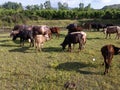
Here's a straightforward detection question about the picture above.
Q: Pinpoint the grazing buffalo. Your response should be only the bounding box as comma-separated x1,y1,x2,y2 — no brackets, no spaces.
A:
66,23,83,33
50,27,60,38
12,29,34,47
34,35,49,52
32,25,52,39
91,23,106,31
60,32,84,52
103,26,120,39
12,25,33,31
101,44,120,75
82,22,91,31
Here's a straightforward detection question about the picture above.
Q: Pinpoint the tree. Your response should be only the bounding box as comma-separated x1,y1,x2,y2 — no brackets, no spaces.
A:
84,3,91,11
58,2,68,10
2,1,23,10
79,3,84,10
44,0,52,9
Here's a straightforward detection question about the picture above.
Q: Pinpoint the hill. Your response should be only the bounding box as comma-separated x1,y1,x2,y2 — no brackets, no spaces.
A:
102,4,120,9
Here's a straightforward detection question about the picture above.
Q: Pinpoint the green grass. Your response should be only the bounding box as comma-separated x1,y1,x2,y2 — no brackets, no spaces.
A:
0,31,120,90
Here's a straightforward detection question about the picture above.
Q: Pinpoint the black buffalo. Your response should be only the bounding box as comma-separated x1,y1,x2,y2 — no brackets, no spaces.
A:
61,32,84,52
12,29,34,47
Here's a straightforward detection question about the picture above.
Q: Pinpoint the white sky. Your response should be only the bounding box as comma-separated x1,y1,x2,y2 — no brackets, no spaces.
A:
0,0,120,9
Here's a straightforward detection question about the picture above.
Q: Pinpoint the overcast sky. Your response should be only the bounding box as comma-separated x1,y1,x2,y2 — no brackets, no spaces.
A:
0,0,120,9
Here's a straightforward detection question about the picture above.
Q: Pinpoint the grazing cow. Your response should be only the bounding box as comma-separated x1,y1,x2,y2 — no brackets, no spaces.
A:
66,23,83,33
12,29,34,47
101,44,120,75
91,23,106,31
34,35,49,51
12,25,33,31
103,26,120,39
32,25,52,39
70,31,87,45
50,27,60,38
10,25,33,37
60,33,84,52
82,22,91,31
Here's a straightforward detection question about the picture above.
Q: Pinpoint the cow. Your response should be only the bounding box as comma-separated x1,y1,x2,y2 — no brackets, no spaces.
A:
32,25,52,39
60,32,84,52
12,29,34,47
91,23,106,31
101,44,120,75
66,23,83,33
50,27,60,38
103,26,120,39
82,22,91,31
34,34,49,52
12,25,33,31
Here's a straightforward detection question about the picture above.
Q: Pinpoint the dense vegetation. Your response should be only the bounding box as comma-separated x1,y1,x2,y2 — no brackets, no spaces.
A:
0,1,120,27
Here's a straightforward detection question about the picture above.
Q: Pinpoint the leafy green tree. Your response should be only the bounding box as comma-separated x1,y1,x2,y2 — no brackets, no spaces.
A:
2,1,23,10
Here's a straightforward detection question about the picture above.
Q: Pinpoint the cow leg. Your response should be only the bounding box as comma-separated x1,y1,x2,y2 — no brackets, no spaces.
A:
104,55,113,75
68,44,72,52
109,34,111,39
104,58,109,75
105,34,108,39
35,43,38,52
20,38,24,46
30,38,34,47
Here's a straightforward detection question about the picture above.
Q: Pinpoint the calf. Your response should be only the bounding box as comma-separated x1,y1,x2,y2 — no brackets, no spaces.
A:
101,44,120,75
34,35,49,51
61,33,84,52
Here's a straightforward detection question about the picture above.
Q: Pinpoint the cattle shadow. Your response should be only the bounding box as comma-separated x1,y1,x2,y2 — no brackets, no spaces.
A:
55,62,101,75
9,46,31,53
87,37,103,40
42,46,63,52
0,44,19,47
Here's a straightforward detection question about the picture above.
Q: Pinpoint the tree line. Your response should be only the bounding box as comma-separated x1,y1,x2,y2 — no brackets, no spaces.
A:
0,1,120,26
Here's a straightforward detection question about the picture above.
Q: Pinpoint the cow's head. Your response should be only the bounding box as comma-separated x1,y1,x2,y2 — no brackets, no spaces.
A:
10,31,19,41
60,43,67,50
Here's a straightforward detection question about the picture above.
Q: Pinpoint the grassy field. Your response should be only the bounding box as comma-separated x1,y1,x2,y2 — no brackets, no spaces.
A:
0,29,120,90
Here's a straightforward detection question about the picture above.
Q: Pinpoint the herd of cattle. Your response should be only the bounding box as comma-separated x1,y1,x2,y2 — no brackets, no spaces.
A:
9,23,120,75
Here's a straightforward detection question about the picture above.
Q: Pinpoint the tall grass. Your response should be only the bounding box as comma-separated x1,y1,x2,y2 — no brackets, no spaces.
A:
0,31,120,90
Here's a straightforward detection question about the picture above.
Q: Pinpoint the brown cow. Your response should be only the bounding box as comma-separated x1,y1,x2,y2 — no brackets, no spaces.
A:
50,27,60,38
101,44,120,75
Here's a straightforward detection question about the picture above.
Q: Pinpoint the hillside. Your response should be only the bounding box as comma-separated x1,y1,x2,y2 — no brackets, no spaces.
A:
102,4,120,9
